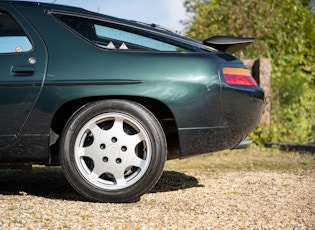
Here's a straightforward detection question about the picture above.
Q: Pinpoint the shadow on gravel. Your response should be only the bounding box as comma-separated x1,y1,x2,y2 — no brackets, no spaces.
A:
151,171,203,193
0,168,202,201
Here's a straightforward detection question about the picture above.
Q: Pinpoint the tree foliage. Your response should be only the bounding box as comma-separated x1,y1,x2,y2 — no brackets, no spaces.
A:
184,0,315,144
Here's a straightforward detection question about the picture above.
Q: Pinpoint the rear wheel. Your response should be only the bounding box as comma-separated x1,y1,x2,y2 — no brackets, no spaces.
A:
60,100,167,202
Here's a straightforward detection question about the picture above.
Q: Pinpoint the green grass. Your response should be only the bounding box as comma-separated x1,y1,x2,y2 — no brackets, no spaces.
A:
165,146,315,172
8,205,19,211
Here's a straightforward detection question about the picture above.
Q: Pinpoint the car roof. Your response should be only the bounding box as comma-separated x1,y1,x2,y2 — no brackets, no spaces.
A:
6,1,202,45
7,1,89,13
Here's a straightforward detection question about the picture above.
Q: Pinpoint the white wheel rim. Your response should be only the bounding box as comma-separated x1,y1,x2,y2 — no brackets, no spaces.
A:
74,112,152,190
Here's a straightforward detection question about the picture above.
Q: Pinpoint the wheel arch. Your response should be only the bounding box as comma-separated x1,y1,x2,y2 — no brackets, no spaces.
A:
49,96,180,165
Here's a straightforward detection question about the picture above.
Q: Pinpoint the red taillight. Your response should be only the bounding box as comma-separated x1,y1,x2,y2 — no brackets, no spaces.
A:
223,67,258,86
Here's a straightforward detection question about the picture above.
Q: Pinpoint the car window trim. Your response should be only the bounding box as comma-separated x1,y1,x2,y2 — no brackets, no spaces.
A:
47,9,210,53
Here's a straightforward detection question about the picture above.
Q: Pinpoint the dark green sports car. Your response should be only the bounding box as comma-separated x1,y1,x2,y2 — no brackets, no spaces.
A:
0,1,264,202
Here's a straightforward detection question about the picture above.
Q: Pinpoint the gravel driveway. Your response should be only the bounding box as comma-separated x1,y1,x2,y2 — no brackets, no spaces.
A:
0,166,314,229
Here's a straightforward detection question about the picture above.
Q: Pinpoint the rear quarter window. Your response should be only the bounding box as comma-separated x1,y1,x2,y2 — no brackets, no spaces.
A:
52,13,188,52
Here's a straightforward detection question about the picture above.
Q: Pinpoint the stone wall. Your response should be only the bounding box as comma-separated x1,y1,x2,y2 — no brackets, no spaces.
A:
243,58,271,126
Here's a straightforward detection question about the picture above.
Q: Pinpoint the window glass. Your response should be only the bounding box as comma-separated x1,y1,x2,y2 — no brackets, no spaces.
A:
53,14,188,52
0,11,32,53
94,25,180,51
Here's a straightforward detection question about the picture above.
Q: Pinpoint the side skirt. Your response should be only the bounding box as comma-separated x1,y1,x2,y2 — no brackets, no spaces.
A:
0,135,50,165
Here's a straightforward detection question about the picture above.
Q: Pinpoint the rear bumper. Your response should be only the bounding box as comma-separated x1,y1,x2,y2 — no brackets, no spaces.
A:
178,127,251,157
177,86,264,157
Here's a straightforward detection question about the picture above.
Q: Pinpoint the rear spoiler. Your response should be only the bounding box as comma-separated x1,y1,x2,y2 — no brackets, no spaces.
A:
203,36,255,54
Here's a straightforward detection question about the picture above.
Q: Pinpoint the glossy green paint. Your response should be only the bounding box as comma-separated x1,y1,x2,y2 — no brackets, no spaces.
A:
14,3,227,130
0,4,48,146
0,1,264,163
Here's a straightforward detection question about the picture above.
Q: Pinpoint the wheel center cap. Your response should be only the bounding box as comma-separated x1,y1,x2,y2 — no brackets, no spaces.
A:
108,144,120,157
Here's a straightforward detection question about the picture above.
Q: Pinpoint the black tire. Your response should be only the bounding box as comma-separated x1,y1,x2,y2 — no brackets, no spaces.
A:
60,99,167,202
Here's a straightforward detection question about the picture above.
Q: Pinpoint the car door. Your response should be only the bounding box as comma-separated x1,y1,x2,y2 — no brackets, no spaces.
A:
0,5,47,147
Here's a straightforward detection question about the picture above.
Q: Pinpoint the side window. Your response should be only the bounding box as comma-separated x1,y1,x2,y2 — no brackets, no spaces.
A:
94,25,180,51
53,14,188,52
0,11,32,54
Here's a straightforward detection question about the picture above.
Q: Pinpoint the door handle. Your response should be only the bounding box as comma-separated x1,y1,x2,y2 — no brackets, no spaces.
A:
11,65,35,76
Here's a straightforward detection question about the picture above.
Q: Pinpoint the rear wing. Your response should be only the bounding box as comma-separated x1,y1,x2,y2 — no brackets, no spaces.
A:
203,36,254,54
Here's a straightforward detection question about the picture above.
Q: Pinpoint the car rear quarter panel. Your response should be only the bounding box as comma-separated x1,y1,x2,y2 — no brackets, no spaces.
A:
15,4,226,133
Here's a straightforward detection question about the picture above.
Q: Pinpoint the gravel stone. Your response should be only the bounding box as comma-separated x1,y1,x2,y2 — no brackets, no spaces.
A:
0,168,314,229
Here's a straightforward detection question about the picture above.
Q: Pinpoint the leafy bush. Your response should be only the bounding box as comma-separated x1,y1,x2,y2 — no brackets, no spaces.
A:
184,0,315,144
